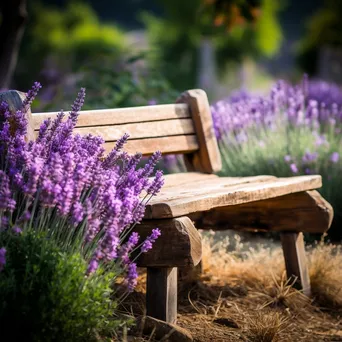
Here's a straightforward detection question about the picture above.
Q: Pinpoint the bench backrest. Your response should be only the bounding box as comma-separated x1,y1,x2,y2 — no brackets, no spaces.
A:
1,89,222,173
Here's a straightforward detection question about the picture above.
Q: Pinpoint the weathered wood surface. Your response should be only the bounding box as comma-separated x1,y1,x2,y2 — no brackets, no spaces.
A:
177,89,221,174
145,175,322,219
32,103,190,129
192,190,333,233
104,135,199,156
0,90,35,141
161,172,219,188
72,118,195,141
280,232,311,296
135,217,202,268
146,267,178,323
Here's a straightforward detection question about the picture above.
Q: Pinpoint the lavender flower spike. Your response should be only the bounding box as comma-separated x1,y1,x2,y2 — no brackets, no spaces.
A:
141,228,161,253
126,262,138,292
0,247,6,272
69,88,86,124
22,82,42,109
147,170,164,196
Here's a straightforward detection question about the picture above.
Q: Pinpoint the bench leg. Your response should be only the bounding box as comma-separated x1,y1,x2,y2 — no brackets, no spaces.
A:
280,232,311,296
146,267,177,323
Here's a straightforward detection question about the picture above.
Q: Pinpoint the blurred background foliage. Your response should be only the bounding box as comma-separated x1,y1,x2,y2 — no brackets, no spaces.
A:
297,0,342,82
142,0,283,91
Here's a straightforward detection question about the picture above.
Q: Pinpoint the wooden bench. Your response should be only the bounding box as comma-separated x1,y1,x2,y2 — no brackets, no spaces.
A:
2,89,334,325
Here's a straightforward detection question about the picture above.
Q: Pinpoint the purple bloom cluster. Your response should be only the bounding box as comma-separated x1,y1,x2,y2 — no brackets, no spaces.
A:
0,83,164,292
211,77,342,141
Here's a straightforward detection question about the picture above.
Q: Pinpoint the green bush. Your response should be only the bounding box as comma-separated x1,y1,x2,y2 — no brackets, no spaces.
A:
0,230,122,342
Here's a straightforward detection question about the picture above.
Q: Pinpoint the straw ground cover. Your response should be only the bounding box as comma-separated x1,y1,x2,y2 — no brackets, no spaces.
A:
120,231,342,342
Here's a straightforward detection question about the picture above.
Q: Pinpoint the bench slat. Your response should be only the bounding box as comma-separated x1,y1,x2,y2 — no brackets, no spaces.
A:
72,118,195,141
103,135,199,155
157,175,276,197
32,103,190,129
145,175,322,218
162,172,219,188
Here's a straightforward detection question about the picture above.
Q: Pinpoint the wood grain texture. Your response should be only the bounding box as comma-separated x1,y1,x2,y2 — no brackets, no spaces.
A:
73,118,195,141
0,90,35,141
146,267,178,323
103,135,199,156
177,89,222,174
135,217,202,268
192,190,333,233
32,103,190,129
280,232,311,296
162,172,219,188
145,175,322,219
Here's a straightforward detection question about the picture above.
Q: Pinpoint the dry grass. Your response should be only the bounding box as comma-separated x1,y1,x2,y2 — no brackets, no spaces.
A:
120,231,342,342
241,310,288,342
308,240,342,310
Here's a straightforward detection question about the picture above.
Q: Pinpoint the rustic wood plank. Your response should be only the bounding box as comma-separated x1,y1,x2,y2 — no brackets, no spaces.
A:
146,267,178,323
177,89,221,173
135,217,202,268
0,90,35,141
72,118,195,141
103,135,199,156
280,232,311,296
156,175,276,199
194,190,333,233
32,103,190,129
145,175,322,219
162,172,218,188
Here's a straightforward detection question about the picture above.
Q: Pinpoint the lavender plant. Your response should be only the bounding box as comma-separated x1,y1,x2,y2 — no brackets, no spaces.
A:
0,83,164,340
210,77,342,240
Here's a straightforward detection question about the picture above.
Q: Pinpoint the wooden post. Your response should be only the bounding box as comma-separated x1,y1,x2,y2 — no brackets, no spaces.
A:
176,89,222,174
280,232,311,297
146,267,178,324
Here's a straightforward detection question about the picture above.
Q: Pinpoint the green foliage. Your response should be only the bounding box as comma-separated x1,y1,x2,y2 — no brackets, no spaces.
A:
0,230,122,341
80,52,179,109
142,0,283,90
297,0,342,74
15,2,127,92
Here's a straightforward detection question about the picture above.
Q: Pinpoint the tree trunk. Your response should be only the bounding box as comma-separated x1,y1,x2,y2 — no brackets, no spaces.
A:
0,0,27,89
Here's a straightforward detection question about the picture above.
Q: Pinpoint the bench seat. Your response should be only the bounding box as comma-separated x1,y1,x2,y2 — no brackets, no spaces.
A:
145,173,323,219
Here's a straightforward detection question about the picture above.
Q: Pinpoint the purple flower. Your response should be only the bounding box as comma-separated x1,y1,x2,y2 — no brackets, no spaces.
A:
86,259,98,275
0,171,16,211
12,226,22,234
302,151,318,163
22,82,42,110
0,83,164,292
330,152,339,163
284,155,291,163
0,247,6,272
126,262,138,292
141,228,161,253
147,170,164,196
290,163,298,174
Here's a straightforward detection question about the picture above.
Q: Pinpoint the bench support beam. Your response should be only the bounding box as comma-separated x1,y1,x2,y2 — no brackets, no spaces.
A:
146,267,178,324
280,232,311,296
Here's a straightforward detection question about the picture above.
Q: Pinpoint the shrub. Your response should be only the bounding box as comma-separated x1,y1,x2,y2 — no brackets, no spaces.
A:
0,230,120,341
0,83,163,339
